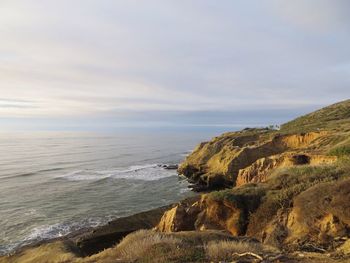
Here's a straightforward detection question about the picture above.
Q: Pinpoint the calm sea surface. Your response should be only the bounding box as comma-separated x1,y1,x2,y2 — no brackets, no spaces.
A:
0,130,226,255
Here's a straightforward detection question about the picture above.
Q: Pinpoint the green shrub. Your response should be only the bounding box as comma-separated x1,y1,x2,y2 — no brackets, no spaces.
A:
268,164,341,191
328,145,350,157
209,185,265,235
248,161,350,236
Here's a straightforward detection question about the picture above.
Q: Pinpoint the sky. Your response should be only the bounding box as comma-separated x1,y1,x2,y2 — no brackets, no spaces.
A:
1,0,349,131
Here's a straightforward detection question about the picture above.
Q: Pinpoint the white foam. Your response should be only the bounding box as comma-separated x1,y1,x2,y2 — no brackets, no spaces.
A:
23,208,43,217
179,187,191,194
0,218,107,255
24,218,105,242
57,164,176,181
180,150,193,157
56,170,111,181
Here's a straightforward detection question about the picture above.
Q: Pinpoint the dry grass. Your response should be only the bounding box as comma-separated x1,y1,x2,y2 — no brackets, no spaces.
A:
113,230,181,262
0,242,76,263
82,230,184,263
0,231,183,263
280,99,350,133
205,240,276,262
2,231,238,263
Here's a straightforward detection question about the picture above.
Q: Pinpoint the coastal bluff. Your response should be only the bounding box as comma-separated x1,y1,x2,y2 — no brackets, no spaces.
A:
2,99,350,262
178,99,350,191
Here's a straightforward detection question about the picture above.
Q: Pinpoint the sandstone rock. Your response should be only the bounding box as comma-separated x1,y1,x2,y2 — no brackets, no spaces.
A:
286,178,350,245
337,239,350,254
68,205,171,256
155,196,201,232
156,189,262,236
156,195,238,234
178,129,329,189
195,196,246,235
273,132,328,149
236,153,337,186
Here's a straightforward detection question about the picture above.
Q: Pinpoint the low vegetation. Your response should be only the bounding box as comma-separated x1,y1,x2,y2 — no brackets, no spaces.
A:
209,183,265,210
248,159,350,236
1,230,285,263
205,240,273,261
329,145,350,157
280,99,350,133
113,230,182,262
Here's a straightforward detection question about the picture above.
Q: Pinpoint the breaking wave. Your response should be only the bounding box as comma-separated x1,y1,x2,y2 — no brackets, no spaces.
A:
0,217,108,255
56,164,177,181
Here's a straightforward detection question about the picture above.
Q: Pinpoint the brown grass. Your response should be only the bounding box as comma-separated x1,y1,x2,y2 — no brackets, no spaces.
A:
280,99,350,133
113,230,181,262
0,242,76,263
205,240,261,261
205,240,278,262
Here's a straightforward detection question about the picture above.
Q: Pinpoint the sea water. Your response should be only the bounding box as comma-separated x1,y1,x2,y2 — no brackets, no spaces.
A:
0,130,225,255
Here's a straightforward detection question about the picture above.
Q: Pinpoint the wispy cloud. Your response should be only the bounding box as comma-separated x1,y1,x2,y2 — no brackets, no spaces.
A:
0,1,349,129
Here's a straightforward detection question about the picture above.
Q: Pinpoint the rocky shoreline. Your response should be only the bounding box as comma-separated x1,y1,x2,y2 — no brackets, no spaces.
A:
4,205,174,258
2,99,350,263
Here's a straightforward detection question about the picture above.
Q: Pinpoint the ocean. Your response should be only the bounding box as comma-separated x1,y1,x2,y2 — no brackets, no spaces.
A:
0,130,224,255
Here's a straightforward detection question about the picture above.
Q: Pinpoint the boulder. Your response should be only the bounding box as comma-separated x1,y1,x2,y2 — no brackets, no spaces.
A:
68,205,171,256
156,188,263,236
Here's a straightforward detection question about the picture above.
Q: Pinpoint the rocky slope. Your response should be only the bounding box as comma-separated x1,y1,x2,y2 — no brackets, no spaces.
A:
1,99,350,263
155,99,350,259
178,99,350,190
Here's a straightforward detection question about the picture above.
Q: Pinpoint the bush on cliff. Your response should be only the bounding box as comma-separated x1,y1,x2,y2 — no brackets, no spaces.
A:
248,159,350,240
208,184,265,235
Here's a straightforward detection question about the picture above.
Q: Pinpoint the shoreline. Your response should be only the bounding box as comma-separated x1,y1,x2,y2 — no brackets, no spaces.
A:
3,204,176,257
2,100,350,262
0,164,188,257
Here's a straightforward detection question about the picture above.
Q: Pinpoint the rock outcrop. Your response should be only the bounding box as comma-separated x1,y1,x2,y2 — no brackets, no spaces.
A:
2,99,350,263
178,99,350,190
156,186,263,236
67,205,171,256
286,178,350,245
172,100,350,251
236,153,337,186
156,196,201,232
178,130,331,189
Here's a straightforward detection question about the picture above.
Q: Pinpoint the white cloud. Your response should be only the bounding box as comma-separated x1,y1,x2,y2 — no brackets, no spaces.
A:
0,0,349,124
268,0,350,33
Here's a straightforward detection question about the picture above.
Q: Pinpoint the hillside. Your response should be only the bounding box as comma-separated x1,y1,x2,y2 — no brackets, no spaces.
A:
281,99,350,133
178,99,350,190
1,100,350,263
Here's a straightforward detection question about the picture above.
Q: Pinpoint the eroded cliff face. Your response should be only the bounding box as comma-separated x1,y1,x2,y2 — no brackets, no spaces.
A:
178,129,332,189
2,100,349,263
236,153,337,186
286,178,350,245
158,164,350,250
155,192,260,236
171,100,350,251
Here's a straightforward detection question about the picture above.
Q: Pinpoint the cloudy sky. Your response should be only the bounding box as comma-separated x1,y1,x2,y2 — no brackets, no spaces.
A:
1,0,349,131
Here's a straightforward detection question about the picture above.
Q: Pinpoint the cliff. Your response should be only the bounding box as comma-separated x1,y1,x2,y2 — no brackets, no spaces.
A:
178,99,350,190
2,100,350,263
